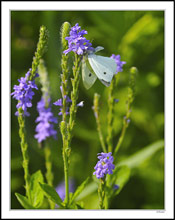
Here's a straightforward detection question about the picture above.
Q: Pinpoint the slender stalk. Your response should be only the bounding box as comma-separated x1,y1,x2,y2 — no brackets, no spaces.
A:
29,26,49,81
44,145,55,209
114,67,137,159
60,120,69,207
106,74,120,153
63,149,69,206
114,113,130,157
59,22,72,208
60,22,70,122
18,110,30,200
62,54,81,206
98,178,106,209
16,26,48,201
61,53,69,122
67,54,81,143
93,93,107,153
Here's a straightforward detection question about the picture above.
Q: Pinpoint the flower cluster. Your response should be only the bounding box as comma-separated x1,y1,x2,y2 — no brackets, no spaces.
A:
55,179,75,202
93,152,115,179
63,23,94,55
111,54,126,74
11,69,38,116
34,98,57,143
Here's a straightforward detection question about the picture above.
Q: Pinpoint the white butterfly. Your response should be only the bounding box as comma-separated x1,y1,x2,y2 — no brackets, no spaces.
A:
82,46,117,89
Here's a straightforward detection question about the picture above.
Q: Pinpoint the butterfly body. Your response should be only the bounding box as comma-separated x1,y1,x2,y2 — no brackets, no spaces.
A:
82,47,117,89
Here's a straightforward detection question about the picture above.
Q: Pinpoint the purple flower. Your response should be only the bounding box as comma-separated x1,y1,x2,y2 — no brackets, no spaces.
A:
93,152,115,179
110,54,126,74
53,98,62,107
114,99,119,103
53,95,72,116
63,23,94,55
123,116,131,124
114,184,119,190
54,87,84,116
34,98,57,143
55,179,75,202
127,119,131,124
11,69,38,116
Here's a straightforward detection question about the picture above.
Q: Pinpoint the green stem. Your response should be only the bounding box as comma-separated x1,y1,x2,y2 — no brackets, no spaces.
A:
60,121,69,207
61,53,69,122
65,54,81,206
114,119,128,157
60,120,69,207
67,54,81,142
29,26,49,81
114,67,137,159
18,111,30,200
98,178,106,209
107,74,120,153
106,79,115,152
60,22,70,122
63,149,69,206
114,100,131,158
44,145,55,209
59,22,72,208
93,93,107,153
60,54,81,207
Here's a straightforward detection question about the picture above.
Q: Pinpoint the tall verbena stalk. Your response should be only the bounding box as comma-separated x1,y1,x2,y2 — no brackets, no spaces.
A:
59,22,71,207
17,26,48,200
114,67,137,158
17,108,31,200
59,22,82,207
106,74,120,152
93,93,107,153
93,67,137,209
38,59,55,209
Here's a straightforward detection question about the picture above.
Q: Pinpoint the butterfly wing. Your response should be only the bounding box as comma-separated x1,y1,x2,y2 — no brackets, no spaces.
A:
94,46,104,53
88,54,117,87
82,59,97,89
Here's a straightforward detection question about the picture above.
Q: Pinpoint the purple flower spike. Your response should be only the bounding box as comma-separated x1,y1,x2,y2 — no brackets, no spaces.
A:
11,69,38,116
63,23,94,55
110,54,126,74
34,98,57,143
93,152,115,179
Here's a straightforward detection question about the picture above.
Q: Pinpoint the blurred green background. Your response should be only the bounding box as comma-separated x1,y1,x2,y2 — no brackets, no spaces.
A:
11,11,164,209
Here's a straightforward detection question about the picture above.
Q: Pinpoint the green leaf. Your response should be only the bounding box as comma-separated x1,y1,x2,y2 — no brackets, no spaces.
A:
75,182,98,201
29,170,44,208
71,177,90,202
15,193,35,209
111,165,131,196
117,140,164,169
68,201,84,209
39,183,63,207
75,202,84,209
